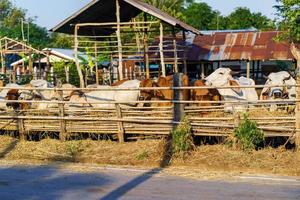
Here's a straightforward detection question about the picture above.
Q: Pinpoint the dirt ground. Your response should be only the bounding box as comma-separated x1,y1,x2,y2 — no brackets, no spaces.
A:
0,136,299,178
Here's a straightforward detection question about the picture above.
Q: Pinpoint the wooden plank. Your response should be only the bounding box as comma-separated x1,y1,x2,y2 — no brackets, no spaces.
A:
115,104,125,142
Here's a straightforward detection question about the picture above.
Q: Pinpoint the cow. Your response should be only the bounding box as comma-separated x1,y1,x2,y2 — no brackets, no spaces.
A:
204,68,258,112
260,71,296,100
260,71,296,111
139,75,190,107
18,81,61,110
68,80,141,110
191,80,221,107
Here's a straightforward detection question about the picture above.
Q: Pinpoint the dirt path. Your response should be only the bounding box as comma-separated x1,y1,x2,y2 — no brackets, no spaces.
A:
0,162,299,200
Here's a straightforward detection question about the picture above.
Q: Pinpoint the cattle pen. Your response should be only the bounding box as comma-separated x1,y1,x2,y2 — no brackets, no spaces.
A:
0,74,299,149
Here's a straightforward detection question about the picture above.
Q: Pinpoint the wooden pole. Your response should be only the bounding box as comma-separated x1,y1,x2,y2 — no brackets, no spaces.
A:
201,62,205,79
58,84,67,141
94,42,99,85
173,73,184,124
74,25,85,88
172,27,178,73
116,0,123,80
17,116,25,141
159,22,166,77
143,13,150,79
296,76,300,150
28,51,33,76
115,103,125,142
0,39,5,74
182,30,188,75
246,60,250,79
45,51,50,80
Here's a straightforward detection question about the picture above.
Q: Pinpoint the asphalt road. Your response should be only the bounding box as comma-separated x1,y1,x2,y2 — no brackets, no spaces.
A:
0,164,299,200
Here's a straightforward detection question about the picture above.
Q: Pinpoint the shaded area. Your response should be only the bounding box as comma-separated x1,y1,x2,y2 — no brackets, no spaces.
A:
0,140,18,159
100,133,174,199
0,165,112,200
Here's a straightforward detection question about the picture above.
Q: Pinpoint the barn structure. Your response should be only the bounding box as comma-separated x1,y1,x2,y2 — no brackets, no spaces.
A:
186,30,296,83
51,0,200,87
0,37,49,82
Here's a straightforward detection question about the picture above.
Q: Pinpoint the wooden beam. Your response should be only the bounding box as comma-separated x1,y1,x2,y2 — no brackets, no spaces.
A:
74,25,85,88
201,63,205,79
95,42,99,85
246,60,250,79
144,13,150,79
159,22,166,77
116,0,123,81
172,27,178,73
182,30,188,75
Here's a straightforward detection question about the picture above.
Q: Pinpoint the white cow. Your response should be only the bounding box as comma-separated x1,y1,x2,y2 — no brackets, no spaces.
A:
260,71,296,100
19,80,60,110
204,68,258,112
69,80,141,110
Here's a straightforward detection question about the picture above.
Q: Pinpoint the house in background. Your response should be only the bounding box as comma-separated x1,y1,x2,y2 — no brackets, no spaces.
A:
184,30,296,83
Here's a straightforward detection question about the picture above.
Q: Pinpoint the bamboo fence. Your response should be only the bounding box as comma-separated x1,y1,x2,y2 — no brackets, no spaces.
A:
0,78,298,146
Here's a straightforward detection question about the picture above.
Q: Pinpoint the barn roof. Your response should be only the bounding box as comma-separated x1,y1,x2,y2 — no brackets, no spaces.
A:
192,31,295,61
51,0,200,35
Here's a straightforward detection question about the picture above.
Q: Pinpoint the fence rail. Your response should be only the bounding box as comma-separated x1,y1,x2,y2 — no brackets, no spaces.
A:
0,75,299,146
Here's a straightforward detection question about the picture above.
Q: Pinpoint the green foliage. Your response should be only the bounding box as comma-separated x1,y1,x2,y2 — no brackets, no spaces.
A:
136,150,149,160
172,116,194,156
234,114,265,150
52,61,80,87
226,7,275,30
275,0,300,42
183,2,218,30
65,141,82,157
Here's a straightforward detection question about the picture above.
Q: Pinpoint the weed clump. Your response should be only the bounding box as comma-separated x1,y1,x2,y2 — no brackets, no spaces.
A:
234,114,265,150
172,117,194,156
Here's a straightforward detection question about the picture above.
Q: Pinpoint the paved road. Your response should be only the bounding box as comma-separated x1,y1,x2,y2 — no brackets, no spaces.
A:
0,164,299,200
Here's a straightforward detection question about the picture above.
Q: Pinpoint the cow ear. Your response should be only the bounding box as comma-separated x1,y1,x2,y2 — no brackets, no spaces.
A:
229,80,242,93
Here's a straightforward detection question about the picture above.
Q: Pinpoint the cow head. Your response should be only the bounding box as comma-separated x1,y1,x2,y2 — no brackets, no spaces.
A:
262,71,296,99
139,79,154,101
6,89,20,110
204,68,233,87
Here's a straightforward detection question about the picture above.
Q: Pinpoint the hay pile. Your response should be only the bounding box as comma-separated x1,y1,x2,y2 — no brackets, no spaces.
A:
0,136,299,176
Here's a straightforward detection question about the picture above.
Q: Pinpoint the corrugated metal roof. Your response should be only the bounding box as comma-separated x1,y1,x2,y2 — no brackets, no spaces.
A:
148,31,295,62
51,0,200,35
192,31,295,61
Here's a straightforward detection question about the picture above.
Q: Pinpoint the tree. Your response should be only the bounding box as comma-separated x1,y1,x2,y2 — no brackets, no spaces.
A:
226,7,275,30
0,0,51,49
275,0,300,42
183,2,219,30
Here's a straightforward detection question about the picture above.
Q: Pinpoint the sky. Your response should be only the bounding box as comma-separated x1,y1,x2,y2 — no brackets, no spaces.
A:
12,0,278,30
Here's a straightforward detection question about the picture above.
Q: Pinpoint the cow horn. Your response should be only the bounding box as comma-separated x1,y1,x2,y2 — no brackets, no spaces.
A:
263,75,269,79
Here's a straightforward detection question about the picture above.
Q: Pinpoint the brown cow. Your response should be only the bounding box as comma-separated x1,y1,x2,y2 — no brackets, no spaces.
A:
6,89,20,110
192,80,221,107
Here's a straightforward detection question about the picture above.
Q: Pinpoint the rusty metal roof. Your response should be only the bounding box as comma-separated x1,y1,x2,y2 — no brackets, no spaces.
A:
51,0,200,35
192,31,295,61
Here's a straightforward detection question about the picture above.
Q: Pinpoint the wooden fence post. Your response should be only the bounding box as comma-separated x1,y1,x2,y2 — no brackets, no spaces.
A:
296,78,300,150
173,73,184,125
17,114,25,141
58,87,66,141
115,103,125,142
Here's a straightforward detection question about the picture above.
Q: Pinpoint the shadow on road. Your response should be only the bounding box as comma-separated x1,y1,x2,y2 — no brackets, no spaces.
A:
101,135,174,200
0,165,112,200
